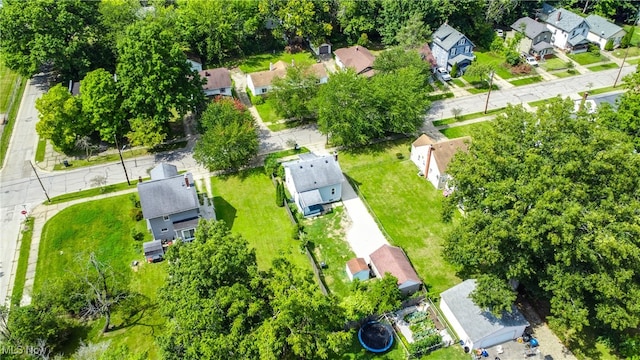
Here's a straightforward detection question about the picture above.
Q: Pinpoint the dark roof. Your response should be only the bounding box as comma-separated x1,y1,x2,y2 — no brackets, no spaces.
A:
585,14,625,38
137,172,199,219
334,46,376,76
532,41,554,52
511,17,550,39
143,240,164,256
440,279,529,344
173,217,199,230
199,68,231,90
432,23,474,51
545,8,587,32
369,245,421,286
568,34,589,46
418,43,437,68
283,155,344,193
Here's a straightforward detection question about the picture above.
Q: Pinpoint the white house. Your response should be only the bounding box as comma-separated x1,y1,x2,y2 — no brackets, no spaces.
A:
246,60,328,96
431,23,475,72
543,8,590,53
346,258,370,281
199,68,232,97
282,153,344,217
440,279,530,351
334,45,376,77
586,14,626,50
410,134,471,190
369,244,422,295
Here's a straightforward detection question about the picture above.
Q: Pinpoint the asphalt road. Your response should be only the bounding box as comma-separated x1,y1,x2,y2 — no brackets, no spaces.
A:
0,64,635,305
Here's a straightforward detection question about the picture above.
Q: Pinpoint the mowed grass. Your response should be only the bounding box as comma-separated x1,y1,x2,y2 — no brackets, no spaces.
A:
440,122,491,139
254,96,281,124
509,75,543,86
35,194,163,358
211,168,308,270
612,45,640,58
239,51,317,73
0,55,20,112
552,69,580,78
472,51,514,79
587,63,618,71
540,57,569,71
569,52,609,65
339,141,460,295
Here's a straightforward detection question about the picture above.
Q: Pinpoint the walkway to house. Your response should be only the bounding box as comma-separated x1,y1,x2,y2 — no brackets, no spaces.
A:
340,180,389,263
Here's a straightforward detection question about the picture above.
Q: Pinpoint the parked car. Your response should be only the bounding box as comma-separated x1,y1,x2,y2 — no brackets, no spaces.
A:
521,52,538,66
436,67,452,81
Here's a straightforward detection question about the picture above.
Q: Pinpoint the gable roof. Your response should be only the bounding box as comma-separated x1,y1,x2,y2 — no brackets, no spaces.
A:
418,43,437,68
199,68,231,90
432,137,471,173
412,134,436,148
334,46,376,76
545,8,587,32
369,245,421,286
249,61,327,88
150,163,178,180
143,240,163,255
511,17,550,38
283,154,344,193
138,169,199,219
346,258,369,274
585,14,625,38
432,23,475,51
440,279,529,344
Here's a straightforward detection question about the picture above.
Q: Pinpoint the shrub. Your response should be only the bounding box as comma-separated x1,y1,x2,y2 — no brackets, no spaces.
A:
505,49,521,66
129,208,143,222
621,27,634,48
450,62,459,78
264,155,279,176
489,37,505,54
604,39,614,51
509,63,533,75
129,194,141,208
588,43,600,56
357,33,370,46
251,93,264,105
130,228,145,242
275,181,284,207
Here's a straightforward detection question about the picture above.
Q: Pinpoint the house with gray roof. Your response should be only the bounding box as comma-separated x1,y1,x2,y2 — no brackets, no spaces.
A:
586,14,626,50
440,279,529,351
542,8,590,53
431,23,475,72
511,17,554,58
283,153,344,217
138,163,213,242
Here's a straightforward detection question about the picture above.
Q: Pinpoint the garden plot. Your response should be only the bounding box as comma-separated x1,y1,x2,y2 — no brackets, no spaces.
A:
392,303,454,356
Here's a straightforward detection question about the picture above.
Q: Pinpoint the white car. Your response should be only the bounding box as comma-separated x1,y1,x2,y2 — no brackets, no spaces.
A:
437,67,452,81
525,56,539,67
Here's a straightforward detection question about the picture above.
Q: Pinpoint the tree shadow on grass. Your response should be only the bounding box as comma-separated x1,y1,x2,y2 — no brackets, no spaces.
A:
212,196,237,229
342,136,409,158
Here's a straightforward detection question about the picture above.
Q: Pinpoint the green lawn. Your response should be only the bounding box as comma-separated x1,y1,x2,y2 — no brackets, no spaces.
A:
440,122,491,139
211,168,309,270
340,141,460,295
35,194,162,358
624,25,640,46
47,181,141,205
471,51,514,79
254,96,281,124
587,63,619,71
569,52,609,65
239,51,317,73
466,84,499,94
451,78,465,87
552,69,580,78
303,207,354,299
509,75,543,86
612,46,640,58
11,217,34,306
579,85,621,96
529,98,553,107
0,56,20,112
433,108,505,127
427,92,455,101
540,57,569,71
0,77,26,168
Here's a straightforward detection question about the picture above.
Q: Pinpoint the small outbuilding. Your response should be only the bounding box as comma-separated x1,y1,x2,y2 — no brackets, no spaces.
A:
369,244,422,295
143,240,164,263
439,279,530,351
346,258,370,281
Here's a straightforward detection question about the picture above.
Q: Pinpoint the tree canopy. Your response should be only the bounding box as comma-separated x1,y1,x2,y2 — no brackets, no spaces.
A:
193,97,259,172
599,67,640,151
444,98,640,341
35,84,86,153
80,68,125,142
270,65,320,120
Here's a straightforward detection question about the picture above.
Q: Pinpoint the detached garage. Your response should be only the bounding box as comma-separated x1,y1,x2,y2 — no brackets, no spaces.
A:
439,279,529,351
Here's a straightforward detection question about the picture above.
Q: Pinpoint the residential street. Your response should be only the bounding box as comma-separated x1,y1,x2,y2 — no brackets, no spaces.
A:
0,63,636,305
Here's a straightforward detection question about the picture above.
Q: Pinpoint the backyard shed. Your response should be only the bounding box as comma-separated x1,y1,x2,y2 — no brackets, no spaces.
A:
346,258,370,281
369,245,422,295
439,279,529,351
143,240,164,263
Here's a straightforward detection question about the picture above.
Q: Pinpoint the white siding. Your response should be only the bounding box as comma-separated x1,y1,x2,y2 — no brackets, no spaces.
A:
440,297,472,348
426,152,441,190
410,144,429,172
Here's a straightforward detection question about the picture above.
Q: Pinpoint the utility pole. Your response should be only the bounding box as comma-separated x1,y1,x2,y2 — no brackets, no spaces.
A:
29,161,50,202
113,135,131,186
613,46,629,88
484,71,495,114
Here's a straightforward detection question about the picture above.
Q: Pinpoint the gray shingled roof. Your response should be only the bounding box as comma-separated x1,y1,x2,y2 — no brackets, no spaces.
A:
545,8,587,32
511,17,549,39
137,174,199,219
150,163,178,180
284,155,344,193
440,279,529,344
586,14,625,38
143,240,164,256
568,34,589,46
532,41,553,52
432,23,474,51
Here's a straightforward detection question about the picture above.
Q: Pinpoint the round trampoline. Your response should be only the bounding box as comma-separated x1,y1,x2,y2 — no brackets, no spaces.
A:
358,321,394,353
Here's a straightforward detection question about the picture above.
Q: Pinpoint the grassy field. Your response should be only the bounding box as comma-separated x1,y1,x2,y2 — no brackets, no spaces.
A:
0,77,26,168
450,78,465,87
0,56,20,112
540,57,569,71
239,51,317,73
11,217,34,306
471,51,514,79
35,194,162,358
440,122,491,139
339,141,461,295
466,84,499,94
433,108,504,127
587,63,619,71
427,92,455,101
552,69,580,78
211,168,309,270
509,75,543,86
254,96,281,124
623,25,640,46
569,52,609,65
46,181,141,205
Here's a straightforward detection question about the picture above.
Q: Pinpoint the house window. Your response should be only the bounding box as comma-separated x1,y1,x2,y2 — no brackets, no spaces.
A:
163,215,169,221
220,88,226,92
458,39,465,45
331,188,335,195
451,48,457,56
465,46,471,53
182,228,196,241
261,88,267,94
161,228,168,232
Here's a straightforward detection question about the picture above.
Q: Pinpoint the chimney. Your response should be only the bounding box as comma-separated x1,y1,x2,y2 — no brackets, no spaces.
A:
184,173,190,188
355,46,359,51
205,71,210,76
557,11,561,21
269,62,273,71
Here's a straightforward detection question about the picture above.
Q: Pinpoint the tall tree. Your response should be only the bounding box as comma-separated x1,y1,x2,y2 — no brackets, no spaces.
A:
259,0,334,45
98,0,141,68
0,0,107,79
373,48,430,76
445,99,640,342
4,305,72,354
377,0,442,45
599,67,640,151
336,0,379,45
193,97,259,171
394,13,432,49
270,65,320,120
80,68,125,142
116,19,204,146
35,83,86,153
